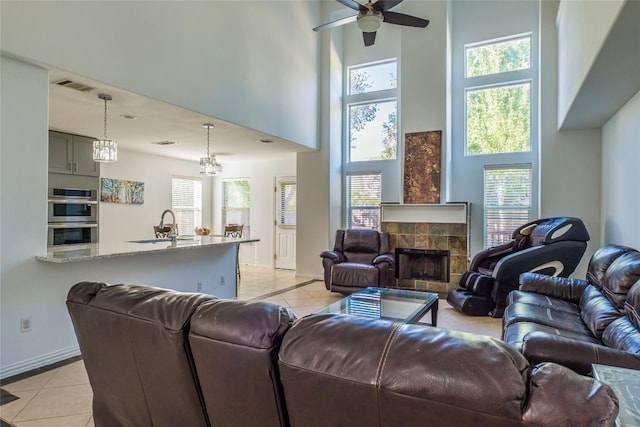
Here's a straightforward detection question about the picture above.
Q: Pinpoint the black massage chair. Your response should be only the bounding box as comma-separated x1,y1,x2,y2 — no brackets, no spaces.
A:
447,217,590,318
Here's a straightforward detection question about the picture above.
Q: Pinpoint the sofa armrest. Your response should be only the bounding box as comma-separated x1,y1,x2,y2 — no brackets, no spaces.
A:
320,250,346,264
373,254,394,266
519,273,588,302
521,331,640,375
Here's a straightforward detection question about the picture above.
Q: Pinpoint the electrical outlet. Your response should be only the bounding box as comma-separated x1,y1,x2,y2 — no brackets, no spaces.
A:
196,281,203,292
219,276,225,286
20,317,32,333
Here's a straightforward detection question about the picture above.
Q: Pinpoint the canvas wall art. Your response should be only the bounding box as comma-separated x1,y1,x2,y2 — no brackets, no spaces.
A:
404,130,442,204
100,178,144,204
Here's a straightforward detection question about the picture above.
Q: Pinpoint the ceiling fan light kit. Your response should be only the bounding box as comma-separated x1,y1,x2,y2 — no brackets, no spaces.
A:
357,12,382,33
314,0,429,47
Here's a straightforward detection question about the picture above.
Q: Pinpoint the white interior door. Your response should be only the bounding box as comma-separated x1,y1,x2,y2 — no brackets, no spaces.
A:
275,177,296,270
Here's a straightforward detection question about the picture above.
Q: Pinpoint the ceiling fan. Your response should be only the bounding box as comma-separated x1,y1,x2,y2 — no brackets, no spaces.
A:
313,0,429,47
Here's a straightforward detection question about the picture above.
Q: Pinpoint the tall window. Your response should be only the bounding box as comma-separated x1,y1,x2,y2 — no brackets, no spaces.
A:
465,34,532,155
278,181,296,226
223,179,250,237
171,176,202,236
484,166,531,247
462,33,536,248
346,173,382,230
346,60,398,162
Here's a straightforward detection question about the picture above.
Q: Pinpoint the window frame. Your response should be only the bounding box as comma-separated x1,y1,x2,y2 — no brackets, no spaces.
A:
344,59,398,164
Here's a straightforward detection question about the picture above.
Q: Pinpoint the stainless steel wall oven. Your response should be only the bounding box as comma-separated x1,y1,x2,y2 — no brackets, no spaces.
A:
47,187,98,246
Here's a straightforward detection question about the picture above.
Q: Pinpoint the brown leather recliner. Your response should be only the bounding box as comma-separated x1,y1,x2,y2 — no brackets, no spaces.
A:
66,282,215,427
320,229,394,294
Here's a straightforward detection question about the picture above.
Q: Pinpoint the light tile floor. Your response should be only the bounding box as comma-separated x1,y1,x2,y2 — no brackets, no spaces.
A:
0,266,501,426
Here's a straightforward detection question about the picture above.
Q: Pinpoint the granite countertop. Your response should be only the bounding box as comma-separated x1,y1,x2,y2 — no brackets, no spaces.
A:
36,236,258,264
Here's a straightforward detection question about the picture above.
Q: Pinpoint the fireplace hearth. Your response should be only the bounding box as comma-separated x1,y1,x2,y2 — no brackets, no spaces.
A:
396,248,450,283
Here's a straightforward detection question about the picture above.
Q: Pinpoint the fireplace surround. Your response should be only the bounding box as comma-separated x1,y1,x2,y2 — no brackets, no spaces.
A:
381,203,469,295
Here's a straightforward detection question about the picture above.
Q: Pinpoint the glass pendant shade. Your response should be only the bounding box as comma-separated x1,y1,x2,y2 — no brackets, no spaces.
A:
93,94,118,163
93,139,118,162
200,123,222,176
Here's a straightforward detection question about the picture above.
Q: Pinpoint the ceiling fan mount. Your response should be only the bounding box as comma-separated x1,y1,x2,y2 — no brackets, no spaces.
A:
313,0,429,47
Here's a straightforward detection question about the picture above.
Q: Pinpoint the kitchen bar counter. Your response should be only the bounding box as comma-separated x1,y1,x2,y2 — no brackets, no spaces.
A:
37,235,258,263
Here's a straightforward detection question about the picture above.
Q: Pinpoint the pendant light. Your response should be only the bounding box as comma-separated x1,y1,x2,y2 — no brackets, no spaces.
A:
93,94,118,162
200,123,222,176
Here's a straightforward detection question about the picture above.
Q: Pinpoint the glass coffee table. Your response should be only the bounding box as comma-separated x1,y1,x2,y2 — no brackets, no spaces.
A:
315,287,439,325
592,364,640,427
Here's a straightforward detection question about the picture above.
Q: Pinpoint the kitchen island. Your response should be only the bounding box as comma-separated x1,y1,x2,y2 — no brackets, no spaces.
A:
36,236,257,299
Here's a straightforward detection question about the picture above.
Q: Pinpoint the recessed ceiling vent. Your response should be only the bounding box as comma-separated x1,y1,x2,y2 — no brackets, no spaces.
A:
151,141,179,146
52,79,96,93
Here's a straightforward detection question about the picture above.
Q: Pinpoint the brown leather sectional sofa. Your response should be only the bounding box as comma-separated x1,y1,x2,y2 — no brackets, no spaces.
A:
503,244,640,375
67,281,619,427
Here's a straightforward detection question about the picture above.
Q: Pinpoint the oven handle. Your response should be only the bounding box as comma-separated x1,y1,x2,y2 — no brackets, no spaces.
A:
48,199,98,205
48,223,98,229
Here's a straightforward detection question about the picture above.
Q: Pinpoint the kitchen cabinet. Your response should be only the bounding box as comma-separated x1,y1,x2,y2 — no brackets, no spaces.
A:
49,131,100,177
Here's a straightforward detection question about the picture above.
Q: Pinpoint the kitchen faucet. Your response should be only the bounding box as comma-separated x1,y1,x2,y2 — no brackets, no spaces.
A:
159,209,177,242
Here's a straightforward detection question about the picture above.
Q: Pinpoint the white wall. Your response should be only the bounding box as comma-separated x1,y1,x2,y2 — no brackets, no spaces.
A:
99,150,212,243
296,0,449,278
0,1,320,149
602,90,640,248
213,155,297,268
556,0,626,127
538,1,602,275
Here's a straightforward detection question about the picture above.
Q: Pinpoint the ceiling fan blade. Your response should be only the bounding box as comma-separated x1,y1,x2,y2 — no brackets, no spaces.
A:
313,14,358,32
372,0,403,12
382,11,429,27
363,31,377,47
337,0,364,11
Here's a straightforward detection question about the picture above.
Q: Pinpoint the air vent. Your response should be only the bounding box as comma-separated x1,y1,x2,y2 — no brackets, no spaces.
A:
151,141,179,146
52,79,96,93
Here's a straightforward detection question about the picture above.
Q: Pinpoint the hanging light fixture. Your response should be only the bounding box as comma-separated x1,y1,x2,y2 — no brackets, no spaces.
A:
93,94,118,162
200,123,222,176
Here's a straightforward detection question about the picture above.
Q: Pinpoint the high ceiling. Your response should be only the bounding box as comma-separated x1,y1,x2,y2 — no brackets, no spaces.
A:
48,70,311,164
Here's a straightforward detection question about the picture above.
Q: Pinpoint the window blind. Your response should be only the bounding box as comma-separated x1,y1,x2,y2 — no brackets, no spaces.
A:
347,173,381,230
279,182,296,226
223,179,250,237
171,177,202,236
484,167,531,247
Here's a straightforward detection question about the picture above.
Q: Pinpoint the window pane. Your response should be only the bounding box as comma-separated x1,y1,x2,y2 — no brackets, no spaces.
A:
484,167,531,248
347,174,381,230
349,61,397,95
223,179,250,238
466,82,530,155
466,36,531,78
349,100,397,161
172,177,202,236
279,183,296,226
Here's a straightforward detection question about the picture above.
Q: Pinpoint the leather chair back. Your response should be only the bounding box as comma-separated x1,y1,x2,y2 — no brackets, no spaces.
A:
66,282,214,427
337,229,387,264
189,300,296,427
587,244,639,290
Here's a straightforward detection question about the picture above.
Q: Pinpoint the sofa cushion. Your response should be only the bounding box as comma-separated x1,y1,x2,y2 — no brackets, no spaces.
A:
600,251,640,310
503,303,593,337
626,280,640,330
579,285,624,339
586,245,638,289
602,316,640,355
507,290,581,315
502,321,601,352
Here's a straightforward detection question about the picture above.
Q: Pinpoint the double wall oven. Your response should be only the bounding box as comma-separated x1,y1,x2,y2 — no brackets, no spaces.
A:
48,187,98,246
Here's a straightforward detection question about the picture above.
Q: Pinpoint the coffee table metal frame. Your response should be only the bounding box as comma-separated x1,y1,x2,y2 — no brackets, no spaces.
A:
315,287,439,325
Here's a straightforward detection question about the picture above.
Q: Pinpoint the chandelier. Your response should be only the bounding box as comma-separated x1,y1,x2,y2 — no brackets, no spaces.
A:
200,123,222,176
93,94,118,162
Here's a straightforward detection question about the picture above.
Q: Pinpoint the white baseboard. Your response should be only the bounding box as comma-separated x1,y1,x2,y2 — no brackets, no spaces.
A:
0,345,80,380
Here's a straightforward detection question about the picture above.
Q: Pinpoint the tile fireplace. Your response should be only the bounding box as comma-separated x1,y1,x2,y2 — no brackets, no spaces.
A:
381,203,469,295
